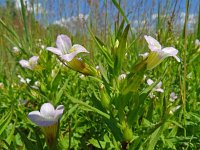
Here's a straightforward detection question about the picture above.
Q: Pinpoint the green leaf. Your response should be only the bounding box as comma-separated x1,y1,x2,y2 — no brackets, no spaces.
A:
0,111,12,136
17,128,36,150
67,94,110,119
55,78,68,104
114,24,130,76
2,140,15,150
95,36,114,67
146,124,165,150
111,0,129,24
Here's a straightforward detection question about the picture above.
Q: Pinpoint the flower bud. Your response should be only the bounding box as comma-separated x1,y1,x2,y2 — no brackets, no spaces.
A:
100,84,110,109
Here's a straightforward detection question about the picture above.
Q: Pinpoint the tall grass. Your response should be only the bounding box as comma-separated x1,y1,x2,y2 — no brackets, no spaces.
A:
0,0,200,149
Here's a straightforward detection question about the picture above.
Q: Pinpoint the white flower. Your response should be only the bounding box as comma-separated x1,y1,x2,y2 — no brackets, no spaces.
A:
47,34,89,62
13,46,20,54
19,56,39,70
18,75,26,84
118,74,127,81
139,52,149,59
169,105,181,114
147,79,164,93
79,74,85,79
34,81,40,87
41,45,45,49
169,92,178,102
195,39,200,47
144,35,180,70
28,103,64,126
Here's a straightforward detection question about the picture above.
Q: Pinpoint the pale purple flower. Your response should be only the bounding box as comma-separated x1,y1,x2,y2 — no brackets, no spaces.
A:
47,34,89,62
28,103,64,126
147,79,164,93
144,35,180,70
169,92,178,102
19,56,39,70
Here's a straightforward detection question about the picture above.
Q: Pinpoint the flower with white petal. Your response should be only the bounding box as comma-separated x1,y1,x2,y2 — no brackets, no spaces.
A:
47,34,89,62
28,103,64,127
139,52,149,59
118,74,127,81
19,56,39,70
147,79,164,93
144,35,180,70
169,105,181,115
169,92,178,102
13,46,20,54
195,39,200,47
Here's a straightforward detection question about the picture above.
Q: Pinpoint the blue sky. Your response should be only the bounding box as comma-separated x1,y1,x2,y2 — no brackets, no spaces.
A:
0,0,199,25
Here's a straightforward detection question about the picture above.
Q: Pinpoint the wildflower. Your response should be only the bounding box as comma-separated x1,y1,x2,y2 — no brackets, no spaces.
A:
147,79,164,93
28,103,64,126
147,79,164,98
28,103,64,149
118,74,127,81
18,75,31,84
195,39,200,47
41,45,45,49
144,35,180,70
79,74,85,79
12,46,20,54
47,34,89,62
139,52,149,59
169,105,181,115
169,92,178,102
19,56,39,70
47,34,98,76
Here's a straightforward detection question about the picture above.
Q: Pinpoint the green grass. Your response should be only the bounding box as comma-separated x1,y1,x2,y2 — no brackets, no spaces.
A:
0,0,200,149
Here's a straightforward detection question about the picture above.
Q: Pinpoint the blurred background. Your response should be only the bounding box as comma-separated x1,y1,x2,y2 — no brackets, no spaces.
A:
0,0,199,80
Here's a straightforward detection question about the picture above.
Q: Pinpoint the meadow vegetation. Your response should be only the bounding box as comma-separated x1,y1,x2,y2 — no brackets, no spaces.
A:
0,0,200,149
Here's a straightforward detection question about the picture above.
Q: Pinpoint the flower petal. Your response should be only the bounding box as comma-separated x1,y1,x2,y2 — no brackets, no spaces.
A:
46,47,62,55
29,56,39,68
156,81,162,89
56,35,72,53
162,47,180,62
28,111,56,126
40,103,55,118
29,56,39,63
28,111,57,126
61,44,89,62
155,88,164,93
19,60,31,69
147,79,154,85
144,35,161,51
162,47,178,56
71,44,89,53
55,105,64,120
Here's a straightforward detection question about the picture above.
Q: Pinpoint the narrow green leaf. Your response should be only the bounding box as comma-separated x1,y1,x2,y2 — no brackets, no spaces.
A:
111,0,129,24
67,94,110,119
0,111,12,136
20,0,30,43
55,78,68,104
17,128,36,150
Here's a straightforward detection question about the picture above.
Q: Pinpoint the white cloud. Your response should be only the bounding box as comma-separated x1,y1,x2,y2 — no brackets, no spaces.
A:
151,13,158,20
53,14,89,35
15,0,44,14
